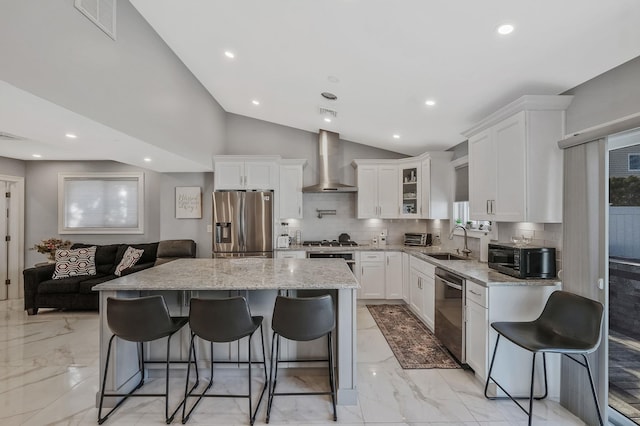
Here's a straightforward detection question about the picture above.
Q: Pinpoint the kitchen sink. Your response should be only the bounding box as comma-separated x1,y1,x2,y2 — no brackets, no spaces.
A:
426,253,470,261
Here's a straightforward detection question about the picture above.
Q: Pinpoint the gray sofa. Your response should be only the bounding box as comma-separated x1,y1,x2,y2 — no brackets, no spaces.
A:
23,239,196,315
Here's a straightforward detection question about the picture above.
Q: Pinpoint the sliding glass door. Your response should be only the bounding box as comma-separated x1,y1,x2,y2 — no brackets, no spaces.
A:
608,129,640,425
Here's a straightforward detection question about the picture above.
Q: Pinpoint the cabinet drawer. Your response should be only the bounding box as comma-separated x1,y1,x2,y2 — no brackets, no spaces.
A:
276,251,306,259
409,255,435,278
466,280,487,308
360,252,384,261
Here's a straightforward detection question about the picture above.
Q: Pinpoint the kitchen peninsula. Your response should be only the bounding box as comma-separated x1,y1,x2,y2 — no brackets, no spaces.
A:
93,258,359,406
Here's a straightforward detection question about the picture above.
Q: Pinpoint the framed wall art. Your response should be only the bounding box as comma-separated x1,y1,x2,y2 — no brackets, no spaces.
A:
175,186,202,219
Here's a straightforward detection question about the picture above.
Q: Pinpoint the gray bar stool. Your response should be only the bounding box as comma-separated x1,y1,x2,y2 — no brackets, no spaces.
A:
98,295,192,424
266,294,337,423
484,290,604,426
182,296,267,425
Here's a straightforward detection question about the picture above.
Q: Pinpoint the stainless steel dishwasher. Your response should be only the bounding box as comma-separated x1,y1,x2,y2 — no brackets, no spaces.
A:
434,267,465,364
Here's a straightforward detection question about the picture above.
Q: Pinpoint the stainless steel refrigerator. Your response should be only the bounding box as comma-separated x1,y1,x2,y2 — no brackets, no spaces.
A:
212,191,273,258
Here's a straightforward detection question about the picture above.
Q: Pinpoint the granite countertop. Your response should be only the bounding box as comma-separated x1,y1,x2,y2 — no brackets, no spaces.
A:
276,244,560,288
93,258,359,291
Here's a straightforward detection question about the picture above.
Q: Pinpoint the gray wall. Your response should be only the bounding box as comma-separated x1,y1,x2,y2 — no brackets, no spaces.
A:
25,160,163,266
226,113,406,186
0,156,26,177
24,160,213,265
0,0,226,166
564,56,640,135
159,172,213,258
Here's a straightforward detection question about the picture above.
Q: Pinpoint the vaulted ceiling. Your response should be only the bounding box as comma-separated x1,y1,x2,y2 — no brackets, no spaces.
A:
131,0,640,155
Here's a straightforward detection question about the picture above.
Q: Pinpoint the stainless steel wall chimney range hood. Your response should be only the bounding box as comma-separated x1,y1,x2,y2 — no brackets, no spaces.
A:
302,129,357,193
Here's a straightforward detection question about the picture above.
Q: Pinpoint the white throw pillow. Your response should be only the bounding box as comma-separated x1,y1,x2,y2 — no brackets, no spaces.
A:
114,246,145,276
53,246,97,279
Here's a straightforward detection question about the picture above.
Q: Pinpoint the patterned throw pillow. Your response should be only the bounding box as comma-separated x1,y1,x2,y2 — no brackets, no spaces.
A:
114,246,145,276
53,246,97,279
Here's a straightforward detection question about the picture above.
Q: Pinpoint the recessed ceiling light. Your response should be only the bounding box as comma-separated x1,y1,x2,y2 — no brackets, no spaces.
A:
143,157,151,162
324,117,332,123
32,154,42,158
393,134,400,139
497,24,514,35
65,133,77,139
425,100,436,106
224,50,235,59
252,99,260,106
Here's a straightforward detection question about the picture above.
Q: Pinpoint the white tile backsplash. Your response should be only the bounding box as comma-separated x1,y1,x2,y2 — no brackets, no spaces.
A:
287,193,428,244
496,221,563,273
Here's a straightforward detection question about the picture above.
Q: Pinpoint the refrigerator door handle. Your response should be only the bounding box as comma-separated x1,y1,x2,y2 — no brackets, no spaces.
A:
239,193,246,251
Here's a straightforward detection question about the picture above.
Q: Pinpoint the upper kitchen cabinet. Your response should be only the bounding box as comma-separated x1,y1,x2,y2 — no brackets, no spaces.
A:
396,153,452,219
419,153,452,219
353,161,399,219
278,159,307,219
399,162,421,218
213,156,279,190
353,152,452,220
463,95,573,223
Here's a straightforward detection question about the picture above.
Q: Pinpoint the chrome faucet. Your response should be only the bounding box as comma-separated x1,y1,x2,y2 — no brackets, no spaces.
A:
449,225,472,257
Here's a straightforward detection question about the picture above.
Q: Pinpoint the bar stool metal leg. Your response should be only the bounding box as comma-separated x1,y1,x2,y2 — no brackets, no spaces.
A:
327,331,337,421
484,334,548,424
266,332,280,423
98,333,187,425
182,326,267,425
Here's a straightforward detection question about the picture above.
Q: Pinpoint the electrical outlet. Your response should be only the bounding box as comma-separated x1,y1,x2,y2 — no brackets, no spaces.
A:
207,225,213,233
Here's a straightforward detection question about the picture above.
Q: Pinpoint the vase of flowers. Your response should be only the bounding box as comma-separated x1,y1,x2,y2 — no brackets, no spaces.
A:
32,238,72,262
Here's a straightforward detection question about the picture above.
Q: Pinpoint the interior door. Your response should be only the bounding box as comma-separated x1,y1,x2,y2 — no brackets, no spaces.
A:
0,182,7,301
0,178,22,300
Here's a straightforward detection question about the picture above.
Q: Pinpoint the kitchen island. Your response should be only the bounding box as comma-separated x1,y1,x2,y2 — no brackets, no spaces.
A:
93,257,359,406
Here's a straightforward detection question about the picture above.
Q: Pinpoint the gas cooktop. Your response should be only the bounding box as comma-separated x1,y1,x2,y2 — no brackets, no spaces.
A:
302,240,359,247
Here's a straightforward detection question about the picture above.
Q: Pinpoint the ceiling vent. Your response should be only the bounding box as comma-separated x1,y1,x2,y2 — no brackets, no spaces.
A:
319,106,338,118
0,131,26,141
74,0,117,40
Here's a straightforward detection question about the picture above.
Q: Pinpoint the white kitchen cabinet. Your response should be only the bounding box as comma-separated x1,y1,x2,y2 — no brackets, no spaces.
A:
353,154,451,220
359,252,386,299
275,250,306,259
465,281,488,379
409,255,436,330
402,252,410,302
399,162,421,218
409,268,423,318
468,129,495,220
384,251,402,299
278,160,306,219
213,156,279,190
463,95,573,223
464,281,562,399
422,273,435,330
353,162,399,219
421,154,452,219
398,156,452,219
468,113,526,221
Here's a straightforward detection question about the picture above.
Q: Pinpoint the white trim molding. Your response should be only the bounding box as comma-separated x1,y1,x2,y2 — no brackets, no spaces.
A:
58,172,144,234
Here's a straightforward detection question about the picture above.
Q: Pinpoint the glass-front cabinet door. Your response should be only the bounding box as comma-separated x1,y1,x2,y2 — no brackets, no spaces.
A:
400,163,421,218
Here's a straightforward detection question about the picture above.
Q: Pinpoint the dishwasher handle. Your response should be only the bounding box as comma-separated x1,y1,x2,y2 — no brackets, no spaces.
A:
438,276,463,291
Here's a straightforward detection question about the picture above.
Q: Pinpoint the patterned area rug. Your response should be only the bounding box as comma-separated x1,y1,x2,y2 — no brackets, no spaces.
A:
367,304,460,369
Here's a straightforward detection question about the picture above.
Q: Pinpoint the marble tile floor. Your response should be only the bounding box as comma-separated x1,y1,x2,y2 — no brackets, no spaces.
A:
0,298,585,425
